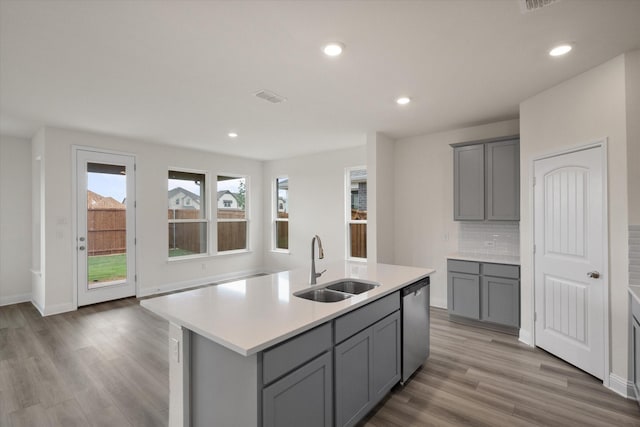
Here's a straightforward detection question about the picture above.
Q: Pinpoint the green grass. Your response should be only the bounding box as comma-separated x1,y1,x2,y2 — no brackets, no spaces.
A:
88,253,126,283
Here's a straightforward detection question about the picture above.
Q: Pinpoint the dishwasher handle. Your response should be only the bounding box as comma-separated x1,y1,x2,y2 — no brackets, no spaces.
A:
401,277,430,297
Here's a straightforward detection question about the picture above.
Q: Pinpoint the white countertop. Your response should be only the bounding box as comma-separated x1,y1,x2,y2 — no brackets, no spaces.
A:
140,261,434,356
448,252,520,266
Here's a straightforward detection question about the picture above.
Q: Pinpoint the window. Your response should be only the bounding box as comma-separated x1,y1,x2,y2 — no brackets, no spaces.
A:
347,167,367,259
274,177,289,250
168,170,207,258
217,175,248,252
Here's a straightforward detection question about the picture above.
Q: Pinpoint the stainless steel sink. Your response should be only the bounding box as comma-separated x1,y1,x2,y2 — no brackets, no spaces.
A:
325,280,379,294
294,288,352,303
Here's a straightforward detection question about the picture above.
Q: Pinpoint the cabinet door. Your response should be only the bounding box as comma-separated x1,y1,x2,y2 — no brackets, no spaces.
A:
335,328,373,427
486,139,520,220
263,351,332,427
447,272,480,319
372,311,401,402
454,144,485,220
481,276,520,327
633,318,640,402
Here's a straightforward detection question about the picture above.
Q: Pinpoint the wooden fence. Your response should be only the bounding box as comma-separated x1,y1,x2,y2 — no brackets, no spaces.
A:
88,209,126,255
350,223,367,258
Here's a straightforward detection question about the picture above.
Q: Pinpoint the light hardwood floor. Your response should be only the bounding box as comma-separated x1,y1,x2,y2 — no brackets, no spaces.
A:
1,299,638,426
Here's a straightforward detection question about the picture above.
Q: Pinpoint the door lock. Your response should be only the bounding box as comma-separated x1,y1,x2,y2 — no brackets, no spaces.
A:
587,271,600,279
79,237,85,242
79,246,86,251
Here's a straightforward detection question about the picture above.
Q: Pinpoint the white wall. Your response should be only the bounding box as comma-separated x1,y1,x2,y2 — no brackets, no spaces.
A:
393,119,520,308
35,127,264,315
367,132,395,264
0,135,32,306
262,145,366,273
626,50,640,224
520,55,629,383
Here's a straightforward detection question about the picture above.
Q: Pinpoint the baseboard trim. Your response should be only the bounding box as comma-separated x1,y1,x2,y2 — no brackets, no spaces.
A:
0,293,31,307
518,328,533,346
138,269,265,298
608,373,635,399
43,302,76,316
430,297,447,309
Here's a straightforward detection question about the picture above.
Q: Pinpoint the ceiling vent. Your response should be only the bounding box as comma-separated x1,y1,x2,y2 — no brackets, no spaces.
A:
520,0,560,13
254,89,287,104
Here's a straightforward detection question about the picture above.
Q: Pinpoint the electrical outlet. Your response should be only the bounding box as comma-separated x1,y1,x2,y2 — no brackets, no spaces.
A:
484,240,495,247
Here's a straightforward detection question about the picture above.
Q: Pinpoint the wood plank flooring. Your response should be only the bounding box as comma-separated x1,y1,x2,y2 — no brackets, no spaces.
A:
1,300,638,426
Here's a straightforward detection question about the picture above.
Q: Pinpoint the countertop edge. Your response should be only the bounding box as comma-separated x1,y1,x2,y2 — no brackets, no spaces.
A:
447,253,520,266
141,266,434,356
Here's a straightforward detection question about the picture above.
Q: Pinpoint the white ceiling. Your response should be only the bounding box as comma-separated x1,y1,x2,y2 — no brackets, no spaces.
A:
1,1,640,160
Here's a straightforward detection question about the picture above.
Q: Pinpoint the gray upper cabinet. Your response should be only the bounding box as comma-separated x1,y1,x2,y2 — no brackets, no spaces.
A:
486,140,520,220
454,144,485,220
452,137,520,221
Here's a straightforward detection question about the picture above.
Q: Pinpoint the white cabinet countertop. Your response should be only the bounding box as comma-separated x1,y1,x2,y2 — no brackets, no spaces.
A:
140,261,434,356
448,252,520,266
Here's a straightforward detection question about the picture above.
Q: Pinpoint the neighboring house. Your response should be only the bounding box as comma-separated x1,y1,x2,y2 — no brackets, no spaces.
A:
168,187,201,210
350,170,367,212
217,190,239,209
87,190,125,209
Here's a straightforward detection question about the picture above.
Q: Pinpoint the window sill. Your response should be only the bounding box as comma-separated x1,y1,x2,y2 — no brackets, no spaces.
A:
167,250,252,263
270,249,291,255
346,257,367,263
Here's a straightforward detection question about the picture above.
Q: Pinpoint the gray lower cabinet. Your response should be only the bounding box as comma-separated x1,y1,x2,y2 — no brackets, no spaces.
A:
447,259,520,330
335,311,401,427
447,272,480,319
631,297,640,405
481,276,519,327
262,351,332,427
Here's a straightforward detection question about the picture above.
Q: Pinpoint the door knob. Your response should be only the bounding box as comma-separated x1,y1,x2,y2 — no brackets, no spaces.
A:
79,246,86,251
587,271,600,279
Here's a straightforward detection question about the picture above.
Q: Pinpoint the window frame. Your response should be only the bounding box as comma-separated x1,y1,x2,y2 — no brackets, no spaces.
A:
345,166,367,261
216,174,250,254
168,168,209,260
273,176,289,253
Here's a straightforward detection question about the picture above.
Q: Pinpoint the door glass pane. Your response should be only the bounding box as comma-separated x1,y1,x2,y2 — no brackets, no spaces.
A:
87,162,127,288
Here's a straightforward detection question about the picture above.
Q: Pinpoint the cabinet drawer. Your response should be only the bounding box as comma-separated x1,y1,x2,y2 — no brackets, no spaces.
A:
632,296,640,323
335,292,400,344
483,263,519,279
263,322,332,385
447,259,480,275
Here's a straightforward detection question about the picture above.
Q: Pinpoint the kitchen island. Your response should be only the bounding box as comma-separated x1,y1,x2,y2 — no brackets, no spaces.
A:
141,261,434,427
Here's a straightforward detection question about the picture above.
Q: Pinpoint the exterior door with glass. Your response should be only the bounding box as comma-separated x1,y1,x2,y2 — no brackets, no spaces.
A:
76,149,136,306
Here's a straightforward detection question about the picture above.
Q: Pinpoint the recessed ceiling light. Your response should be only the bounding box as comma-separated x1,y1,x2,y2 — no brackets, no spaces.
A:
396,97,411,105
323,42,344,57
228,132,238,138
549,44,572,57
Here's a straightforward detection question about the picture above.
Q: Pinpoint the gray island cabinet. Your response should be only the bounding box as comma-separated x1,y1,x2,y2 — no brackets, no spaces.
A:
140,261,434,427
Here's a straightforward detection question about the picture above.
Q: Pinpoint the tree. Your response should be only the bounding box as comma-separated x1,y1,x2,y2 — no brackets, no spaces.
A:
236,180,246,210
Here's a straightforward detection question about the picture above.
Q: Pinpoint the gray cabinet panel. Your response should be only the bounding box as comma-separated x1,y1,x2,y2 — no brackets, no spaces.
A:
335,292,400,343
263,322,332,385
482,263,519,279
448,259,480,275
454,144,485,220
263,351,332,427
633,317,640,404
447,272,480,319
481,276,520,327
372,311,401,401
486,140,520,220
335,328,373,427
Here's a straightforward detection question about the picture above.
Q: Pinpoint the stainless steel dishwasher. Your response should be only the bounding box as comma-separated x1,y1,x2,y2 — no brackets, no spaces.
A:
401,276,430,383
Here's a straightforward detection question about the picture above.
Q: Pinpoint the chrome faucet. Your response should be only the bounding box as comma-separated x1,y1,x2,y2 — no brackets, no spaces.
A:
310,235,326,284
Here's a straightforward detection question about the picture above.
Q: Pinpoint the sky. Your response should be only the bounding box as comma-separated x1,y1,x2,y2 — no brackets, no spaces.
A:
89,173,243,203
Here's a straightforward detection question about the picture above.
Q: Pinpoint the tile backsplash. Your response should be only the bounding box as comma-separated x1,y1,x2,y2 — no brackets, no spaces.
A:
458,222,520,257
631,225,640,287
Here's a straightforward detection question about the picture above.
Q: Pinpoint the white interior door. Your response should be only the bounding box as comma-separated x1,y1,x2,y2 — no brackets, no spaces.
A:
534,145,605,379
76,149,136,306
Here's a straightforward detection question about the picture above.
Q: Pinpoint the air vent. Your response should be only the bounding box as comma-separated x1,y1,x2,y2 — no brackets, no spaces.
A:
520,0,559,13
254,89,287,104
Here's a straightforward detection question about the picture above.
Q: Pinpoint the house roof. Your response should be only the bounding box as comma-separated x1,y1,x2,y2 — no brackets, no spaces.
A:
168,187,201,203
87,190,125,209
217,190,239,202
